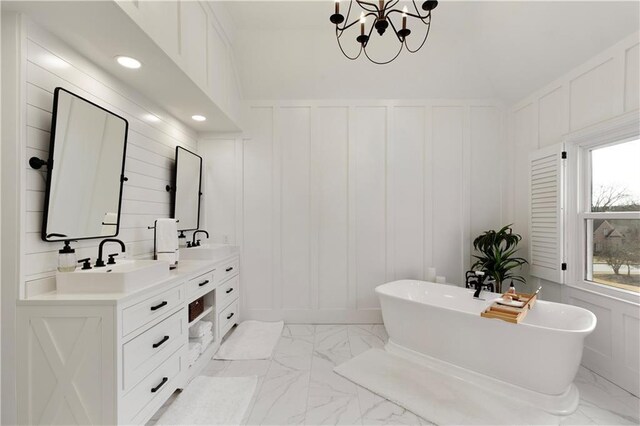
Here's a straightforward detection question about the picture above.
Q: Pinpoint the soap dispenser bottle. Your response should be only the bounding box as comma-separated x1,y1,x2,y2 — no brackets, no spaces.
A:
58,240,77,272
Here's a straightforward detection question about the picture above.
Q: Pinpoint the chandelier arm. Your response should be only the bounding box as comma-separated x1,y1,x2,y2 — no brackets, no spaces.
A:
336,33,364,60
336,16,367,33
383,0,400,13
411,1,432,23
386,8,429,22
404,20,431,53
356,1,380,13
363,41,404,65
387,17,405,43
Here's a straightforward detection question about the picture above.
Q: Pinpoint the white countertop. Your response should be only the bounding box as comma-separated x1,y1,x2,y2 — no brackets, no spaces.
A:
19,254,238,306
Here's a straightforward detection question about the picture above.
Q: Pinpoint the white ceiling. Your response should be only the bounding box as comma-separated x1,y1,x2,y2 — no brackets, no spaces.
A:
223,1,640,101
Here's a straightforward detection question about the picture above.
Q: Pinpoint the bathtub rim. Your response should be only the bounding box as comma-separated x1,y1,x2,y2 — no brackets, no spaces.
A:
385,339,581,416
376,280,597,335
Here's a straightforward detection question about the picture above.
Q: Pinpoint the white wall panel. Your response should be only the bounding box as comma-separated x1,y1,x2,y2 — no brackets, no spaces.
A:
625,43,639,112
199,139,237,244
243,108,274,311
207,23,228,108
353,107,387,310
569,58,617,131
470,106,503,245
219,100,504,322
391,106,424,281
180,1,207,87
280,107,311,310
432,107,465,286
314,107,349,310
136,1,180,59
538,86,567,147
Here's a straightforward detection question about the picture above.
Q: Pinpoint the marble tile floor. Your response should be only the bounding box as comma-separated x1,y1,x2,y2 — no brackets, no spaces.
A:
148,324,640,426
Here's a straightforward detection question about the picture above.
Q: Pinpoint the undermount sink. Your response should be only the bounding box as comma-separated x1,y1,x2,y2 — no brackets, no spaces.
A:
56,259,171,294
179,243,239,261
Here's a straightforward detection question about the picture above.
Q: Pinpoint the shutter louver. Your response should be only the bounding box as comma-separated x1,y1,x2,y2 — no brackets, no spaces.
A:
529,143,565,283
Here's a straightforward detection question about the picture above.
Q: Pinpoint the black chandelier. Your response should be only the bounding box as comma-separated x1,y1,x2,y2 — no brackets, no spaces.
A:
330,0,438,64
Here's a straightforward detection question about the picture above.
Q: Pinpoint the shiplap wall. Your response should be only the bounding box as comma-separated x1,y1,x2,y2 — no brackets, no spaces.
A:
21,21,198,297
202,101,506,322
507,32,639,395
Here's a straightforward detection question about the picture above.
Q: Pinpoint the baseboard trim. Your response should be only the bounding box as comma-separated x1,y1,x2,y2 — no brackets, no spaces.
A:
241,309,383,324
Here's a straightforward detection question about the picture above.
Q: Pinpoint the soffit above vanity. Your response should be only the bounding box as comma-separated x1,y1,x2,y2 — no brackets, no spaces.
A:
2,0,242,133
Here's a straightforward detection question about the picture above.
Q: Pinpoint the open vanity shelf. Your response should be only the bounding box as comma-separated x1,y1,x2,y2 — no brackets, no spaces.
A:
16,251,240,425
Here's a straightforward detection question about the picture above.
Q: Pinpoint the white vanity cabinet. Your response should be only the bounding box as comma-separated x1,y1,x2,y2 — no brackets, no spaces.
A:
16,254,240,425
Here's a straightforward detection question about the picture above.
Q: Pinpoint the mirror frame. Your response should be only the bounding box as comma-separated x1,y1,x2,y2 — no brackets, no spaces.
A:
41,87,129,242
173,146,203,232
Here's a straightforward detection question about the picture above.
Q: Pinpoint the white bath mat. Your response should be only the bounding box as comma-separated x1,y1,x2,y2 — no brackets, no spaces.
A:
214,320,284,360
334,349,559,425
155,376,257,425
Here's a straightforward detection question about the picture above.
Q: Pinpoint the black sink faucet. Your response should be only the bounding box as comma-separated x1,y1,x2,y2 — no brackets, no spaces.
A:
191,230,209,247
95,238,126,267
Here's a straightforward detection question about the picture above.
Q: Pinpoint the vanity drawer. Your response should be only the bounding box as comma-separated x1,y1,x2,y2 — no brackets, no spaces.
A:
218,298,239,339
122,285,183,336
121,346,183,424
187,270,215,299
123,310,186,391
218,275,239,309
216,257,239,285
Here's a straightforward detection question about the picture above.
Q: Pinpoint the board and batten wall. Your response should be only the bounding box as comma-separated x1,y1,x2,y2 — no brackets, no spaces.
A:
1,16,198,424
201,100,507,323
507,32,639,395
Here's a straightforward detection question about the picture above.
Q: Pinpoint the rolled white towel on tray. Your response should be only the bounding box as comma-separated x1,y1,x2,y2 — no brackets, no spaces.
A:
190,331,214,353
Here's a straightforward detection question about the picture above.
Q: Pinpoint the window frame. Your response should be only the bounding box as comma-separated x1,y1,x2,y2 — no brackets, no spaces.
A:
564,112,640,304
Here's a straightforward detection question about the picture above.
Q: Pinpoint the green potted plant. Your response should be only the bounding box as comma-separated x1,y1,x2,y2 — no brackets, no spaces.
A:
472,224,528,293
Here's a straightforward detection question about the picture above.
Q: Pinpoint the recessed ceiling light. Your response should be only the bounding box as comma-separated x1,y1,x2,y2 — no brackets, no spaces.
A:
116,56,142,69
191,115,207,122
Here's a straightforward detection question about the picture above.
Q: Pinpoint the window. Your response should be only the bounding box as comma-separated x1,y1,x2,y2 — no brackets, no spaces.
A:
583,139,640,293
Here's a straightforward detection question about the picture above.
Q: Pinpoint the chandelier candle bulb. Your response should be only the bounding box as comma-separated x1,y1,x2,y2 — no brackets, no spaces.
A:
335,0,339,15
402,6,408,29
360,13,365,35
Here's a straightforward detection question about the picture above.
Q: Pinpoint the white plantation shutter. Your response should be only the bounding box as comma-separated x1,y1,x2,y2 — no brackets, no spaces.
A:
529,143,565,283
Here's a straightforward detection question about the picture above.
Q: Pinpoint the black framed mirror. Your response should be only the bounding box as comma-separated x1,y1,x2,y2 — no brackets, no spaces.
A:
174,146,203,232
41,87,129,242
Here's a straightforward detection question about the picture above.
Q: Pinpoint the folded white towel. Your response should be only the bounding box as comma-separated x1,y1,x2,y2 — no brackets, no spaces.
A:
190,330,214,353
155,219,178,264
189,320,213,338
188,341,202,366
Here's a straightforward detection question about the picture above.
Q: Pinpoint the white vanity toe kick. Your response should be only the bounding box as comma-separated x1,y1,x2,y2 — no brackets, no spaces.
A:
18,252,241,426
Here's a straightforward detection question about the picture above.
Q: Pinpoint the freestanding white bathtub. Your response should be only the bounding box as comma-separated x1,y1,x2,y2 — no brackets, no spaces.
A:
376,280,597,415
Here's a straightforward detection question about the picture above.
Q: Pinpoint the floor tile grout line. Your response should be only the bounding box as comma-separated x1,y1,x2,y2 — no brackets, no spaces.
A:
302,324,318,424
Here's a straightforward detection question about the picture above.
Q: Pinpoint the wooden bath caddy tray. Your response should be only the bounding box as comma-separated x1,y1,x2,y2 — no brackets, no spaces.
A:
480,288,540,324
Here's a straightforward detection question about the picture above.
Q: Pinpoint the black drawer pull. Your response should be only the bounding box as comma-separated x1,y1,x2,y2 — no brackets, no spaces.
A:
226,312,234,320
151,377,168,393
225,288,234,294
152,335,170,348
225,267,233,272
150,301,167,311
198,280,210,287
